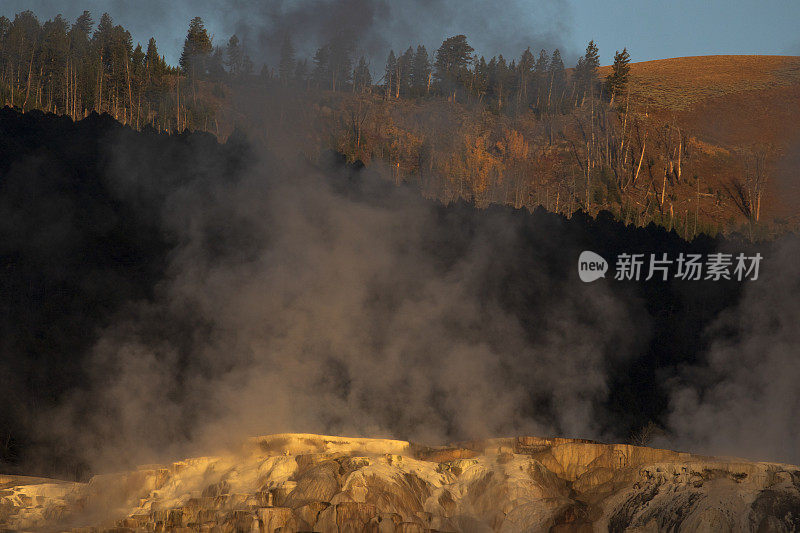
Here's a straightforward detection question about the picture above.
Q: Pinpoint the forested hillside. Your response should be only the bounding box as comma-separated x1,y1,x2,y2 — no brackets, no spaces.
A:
1,9,797,236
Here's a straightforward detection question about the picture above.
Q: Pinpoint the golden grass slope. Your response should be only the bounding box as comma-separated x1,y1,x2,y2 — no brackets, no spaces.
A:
600,55,800,111
599,55,800,222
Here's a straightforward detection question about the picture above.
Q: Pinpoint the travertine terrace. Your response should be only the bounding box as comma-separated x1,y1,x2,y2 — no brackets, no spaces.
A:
3,433,799,531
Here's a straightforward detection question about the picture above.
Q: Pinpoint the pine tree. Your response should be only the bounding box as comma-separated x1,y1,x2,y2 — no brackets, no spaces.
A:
549,49,565,84
517,47,535,106
434,35,474,100
575,40,600,97
145,37,164,80
606,47,630,102
490,54,512,109
548,48,566,107
312,44,330,89
179,17,212,79
487,56,498,95
6,11,42,109
142,36,164,108
226,35,243,76
132,43,145,75
327,32,354,91
434,35,474,80
398,46,414,97
92,14,116,112
145,37,158,66
535,49,549,74
411,45,431,94
0,16,10,103
66,10,91,117
40,15,69,111
533,49,550,107
474,56,489,100
131,42,145,124
352,56,371,92
384,50,396,97
73,11,92,35
584,40,600,71
93,12,113,45
207,47,226,80
107,23,132,121
69,11,92,78
0,16,7,37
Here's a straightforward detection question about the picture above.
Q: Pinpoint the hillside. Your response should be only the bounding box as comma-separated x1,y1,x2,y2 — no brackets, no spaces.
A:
4,17,800,234
3,433,800,531
599,55,800,111
600,55,800,223
1,6,798,234
212,55,800,237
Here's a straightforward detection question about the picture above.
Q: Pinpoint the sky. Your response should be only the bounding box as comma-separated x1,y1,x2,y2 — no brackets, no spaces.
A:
0,1,798,68
572,0,800,63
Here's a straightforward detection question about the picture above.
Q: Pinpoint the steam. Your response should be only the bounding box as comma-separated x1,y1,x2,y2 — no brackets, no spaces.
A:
3,109,797,474
0,107,796,476
227,0,573,66
29,117,798,471
663,236,800,464
47,136,637,471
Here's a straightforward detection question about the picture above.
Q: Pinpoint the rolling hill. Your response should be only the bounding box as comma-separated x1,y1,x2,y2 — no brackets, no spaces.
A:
600,55,800,224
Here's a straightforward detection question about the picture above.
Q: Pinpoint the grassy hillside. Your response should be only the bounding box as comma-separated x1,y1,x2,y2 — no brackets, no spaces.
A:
600,55,800,110
601,56,800,225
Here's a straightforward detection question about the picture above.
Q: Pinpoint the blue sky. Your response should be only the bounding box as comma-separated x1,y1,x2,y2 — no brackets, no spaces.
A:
1,1,799,67
571,0,800,64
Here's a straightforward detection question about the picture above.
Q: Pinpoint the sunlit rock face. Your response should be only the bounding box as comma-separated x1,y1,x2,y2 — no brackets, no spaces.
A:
2,433,799,531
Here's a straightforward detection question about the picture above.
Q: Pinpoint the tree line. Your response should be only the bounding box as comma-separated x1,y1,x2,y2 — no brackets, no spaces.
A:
14,11,734,235
280,32,632,116
0,10,634,131
0,11,249,132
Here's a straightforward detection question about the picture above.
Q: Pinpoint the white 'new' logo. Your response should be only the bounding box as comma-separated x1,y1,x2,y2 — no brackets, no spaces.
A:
578,251,608,282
